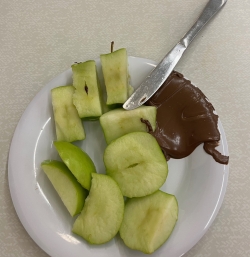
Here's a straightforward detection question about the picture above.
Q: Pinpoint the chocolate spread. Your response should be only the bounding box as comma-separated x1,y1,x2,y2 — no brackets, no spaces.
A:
146,71,229,165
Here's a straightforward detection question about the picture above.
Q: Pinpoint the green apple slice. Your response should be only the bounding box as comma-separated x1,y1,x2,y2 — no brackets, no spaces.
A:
100,106,157,144
54,141,96,190
72,60,103,119
104,132,168,198
100,48,129,105
41,160,87,217
51,85,85,142
72,173,124,244
120,191,178,254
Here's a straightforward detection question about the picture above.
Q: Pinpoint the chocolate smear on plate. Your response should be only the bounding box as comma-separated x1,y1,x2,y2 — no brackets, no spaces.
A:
146,71,229,165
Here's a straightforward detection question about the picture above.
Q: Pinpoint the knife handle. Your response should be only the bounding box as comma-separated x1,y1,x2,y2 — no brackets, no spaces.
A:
180,0,227,48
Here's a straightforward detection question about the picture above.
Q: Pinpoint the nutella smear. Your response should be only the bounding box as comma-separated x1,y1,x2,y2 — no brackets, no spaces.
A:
146,71,229,165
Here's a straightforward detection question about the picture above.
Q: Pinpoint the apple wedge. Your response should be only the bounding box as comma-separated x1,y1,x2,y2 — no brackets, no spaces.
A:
120,191,178,254
51,85,85,142
41,160,87,217
72,60,103,119
54,141,96,190
104,132,168,198
100,106,157,144
100,48,129,105
72,173,124,244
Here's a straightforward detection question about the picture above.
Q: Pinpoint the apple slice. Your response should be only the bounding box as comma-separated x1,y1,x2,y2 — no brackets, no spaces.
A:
100,48,129,105
41,160,87,217
72,60,103,119
72,173,124,244
100,106,157,144
51,85,85,142
54,141,96,190
104,132,168,198
120,190,178,254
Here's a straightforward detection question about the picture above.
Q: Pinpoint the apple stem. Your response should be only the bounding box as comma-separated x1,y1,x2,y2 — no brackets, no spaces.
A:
140,118,153,133
111,41,114,53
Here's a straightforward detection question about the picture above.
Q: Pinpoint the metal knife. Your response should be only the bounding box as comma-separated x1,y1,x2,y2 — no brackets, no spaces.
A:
123,0,227,110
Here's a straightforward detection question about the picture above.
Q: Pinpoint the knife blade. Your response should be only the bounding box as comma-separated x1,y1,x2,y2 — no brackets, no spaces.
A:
123,0,227,110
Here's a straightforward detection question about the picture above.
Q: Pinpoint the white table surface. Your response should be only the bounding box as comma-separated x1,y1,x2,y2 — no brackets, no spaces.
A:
1,0,250,256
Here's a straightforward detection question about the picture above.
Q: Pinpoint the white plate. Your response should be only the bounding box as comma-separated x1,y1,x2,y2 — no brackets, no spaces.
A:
8,57,229,257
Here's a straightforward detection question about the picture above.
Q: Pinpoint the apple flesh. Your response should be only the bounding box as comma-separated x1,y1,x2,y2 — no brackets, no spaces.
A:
72,60,103,119
72,173,124,244
51,85,85,142
120,190,178,254
100,106,157,144
41,160,87,216
104,132,168,198
100,48,129,105
54,141,96,190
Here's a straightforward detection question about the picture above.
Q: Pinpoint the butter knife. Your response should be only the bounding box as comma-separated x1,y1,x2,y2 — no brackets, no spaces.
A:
123,0,227,110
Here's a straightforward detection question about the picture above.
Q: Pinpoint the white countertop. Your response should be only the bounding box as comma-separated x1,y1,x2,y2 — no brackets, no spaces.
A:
1,0,249,256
